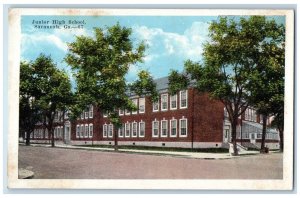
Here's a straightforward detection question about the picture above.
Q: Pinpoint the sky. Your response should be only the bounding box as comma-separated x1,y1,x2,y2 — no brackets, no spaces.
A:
21,15,285,84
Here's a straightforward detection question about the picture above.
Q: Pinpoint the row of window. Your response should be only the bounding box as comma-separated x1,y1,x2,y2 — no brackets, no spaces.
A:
152,118,188,137
103,117,188,138
245,108,257,122
103,121,145,138
113,98,146,117
153,90,188,112
32,126,64,139
104,90,188,117
76,124,94,138
235,132,278,140
31,128,48,139
54,126,64,139
79,105,94,120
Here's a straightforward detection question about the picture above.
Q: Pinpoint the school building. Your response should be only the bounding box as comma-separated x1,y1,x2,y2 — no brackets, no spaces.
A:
29,76,280,150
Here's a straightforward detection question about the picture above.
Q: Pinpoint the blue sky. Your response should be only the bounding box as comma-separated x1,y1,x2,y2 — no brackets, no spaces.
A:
21,15,285,83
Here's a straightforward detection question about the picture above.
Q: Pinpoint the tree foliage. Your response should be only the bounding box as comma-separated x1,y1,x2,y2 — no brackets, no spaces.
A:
20,54,73,147
65,24,149,150
19,61,42,145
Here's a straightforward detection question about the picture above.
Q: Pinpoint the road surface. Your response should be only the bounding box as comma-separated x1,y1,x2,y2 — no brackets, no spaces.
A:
18,145,283,179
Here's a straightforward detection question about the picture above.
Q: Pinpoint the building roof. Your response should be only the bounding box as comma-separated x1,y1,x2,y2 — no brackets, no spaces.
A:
154,76,169,91
243,121,277,133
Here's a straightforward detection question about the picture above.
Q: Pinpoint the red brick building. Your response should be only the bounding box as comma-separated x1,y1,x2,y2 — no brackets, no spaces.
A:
29,76,280,149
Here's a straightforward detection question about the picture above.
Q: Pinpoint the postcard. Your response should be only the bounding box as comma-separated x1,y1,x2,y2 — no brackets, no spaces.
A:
7,8,294,190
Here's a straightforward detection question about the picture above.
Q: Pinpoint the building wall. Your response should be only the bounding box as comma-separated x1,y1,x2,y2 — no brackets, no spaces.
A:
29,88,279,149
70,88,225,146
192,90,224,143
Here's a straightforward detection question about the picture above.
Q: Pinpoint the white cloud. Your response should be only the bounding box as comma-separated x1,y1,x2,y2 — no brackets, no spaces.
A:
22,32,68,54
133,21,210,64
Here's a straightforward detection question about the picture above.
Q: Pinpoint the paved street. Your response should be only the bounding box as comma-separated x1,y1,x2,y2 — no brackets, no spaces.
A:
18,145,283,179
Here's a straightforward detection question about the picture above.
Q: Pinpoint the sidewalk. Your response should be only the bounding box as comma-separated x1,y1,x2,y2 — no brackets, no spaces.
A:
20,143,264,160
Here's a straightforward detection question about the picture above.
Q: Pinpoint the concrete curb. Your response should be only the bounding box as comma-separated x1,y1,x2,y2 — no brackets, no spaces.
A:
19,143,265,160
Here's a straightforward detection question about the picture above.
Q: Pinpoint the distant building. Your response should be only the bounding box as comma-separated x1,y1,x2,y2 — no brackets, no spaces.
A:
29,76,280,150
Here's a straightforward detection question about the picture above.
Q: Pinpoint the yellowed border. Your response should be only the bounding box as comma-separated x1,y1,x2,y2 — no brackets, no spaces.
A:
8,8,294,190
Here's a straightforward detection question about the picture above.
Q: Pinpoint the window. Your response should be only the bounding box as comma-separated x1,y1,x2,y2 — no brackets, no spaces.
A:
55,112,59,121
152,120,159,137
161,94,168,111
58,111,63,122
257,133,262,139
108,124,113,137
125,122,130,137
60,127,63,138
119,109,124,116
132,122,137,137
139,98,145,113
89,124,93,138
248,109,252,121
139,121,145,137
224,107,229,118
245,133,249,139
85,110,89,119
81,112,84,119
119,124,124,137
225,129,229,138
103,111,108,118
54,128,57,138
245,109,249,120
170,94,177,110
161,120,168,137
45,129,48,139
65,110,69,119
125,109,131,115
180,90,188,108
76,125,80,138
103,124,108,138
132,99,138,114
179,118,187,137
170,119,177,137
84,125,89,138
253,111,257,122
153,100,159,112
89,105,93,118
79,125,83,137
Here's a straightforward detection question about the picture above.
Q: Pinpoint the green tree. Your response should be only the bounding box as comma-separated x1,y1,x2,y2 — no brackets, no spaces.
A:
19,61,42,145
65,24,147,151
168,16,284,155
30,54,73,147
245,18,285,152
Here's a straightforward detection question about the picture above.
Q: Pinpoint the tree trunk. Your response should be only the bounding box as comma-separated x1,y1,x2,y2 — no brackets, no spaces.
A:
49,121,55,147
260,114,267,153
114,126,118,151
279,128,284,152
26,131,31,146
231,119,238,156
51,128,55,147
